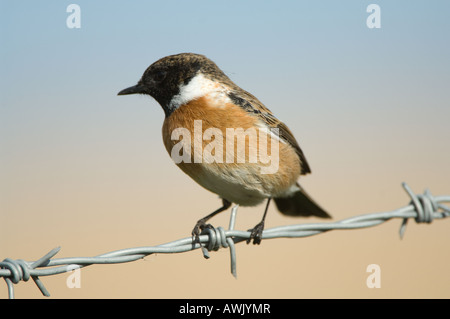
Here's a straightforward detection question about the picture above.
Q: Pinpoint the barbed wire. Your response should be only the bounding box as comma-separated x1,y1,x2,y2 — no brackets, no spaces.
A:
1,182,449,299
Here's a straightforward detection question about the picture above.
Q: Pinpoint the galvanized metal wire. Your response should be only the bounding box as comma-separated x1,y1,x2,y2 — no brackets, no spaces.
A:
1,182,449,299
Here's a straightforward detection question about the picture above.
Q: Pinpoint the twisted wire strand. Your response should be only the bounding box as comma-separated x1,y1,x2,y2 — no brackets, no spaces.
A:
1,183,449,299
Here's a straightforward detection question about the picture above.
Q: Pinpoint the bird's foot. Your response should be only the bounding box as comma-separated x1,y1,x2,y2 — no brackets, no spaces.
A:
192,220,214,245
247,221,265,245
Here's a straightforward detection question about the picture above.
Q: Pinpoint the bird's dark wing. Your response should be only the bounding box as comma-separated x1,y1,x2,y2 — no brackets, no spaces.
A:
227,90,311,175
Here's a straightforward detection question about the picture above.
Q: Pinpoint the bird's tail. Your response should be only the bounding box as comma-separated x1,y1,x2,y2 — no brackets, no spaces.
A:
274,184,331,218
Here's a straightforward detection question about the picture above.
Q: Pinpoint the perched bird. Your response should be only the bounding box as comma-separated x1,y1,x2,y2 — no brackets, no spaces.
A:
118,53,330,244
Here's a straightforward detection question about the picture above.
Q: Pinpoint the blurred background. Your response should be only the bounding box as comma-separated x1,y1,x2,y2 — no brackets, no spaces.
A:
1,0,449,298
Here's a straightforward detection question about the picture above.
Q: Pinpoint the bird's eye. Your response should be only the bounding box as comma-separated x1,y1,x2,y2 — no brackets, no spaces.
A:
153,70,166,82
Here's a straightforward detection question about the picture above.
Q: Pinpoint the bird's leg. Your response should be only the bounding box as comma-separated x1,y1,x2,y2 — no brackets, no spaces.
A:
192,198,232,244
247,198,272,245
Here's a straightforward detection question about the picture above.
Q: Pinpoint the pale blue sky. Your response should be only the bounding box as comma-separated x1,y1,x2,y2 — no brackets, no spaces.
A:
2,1,449,116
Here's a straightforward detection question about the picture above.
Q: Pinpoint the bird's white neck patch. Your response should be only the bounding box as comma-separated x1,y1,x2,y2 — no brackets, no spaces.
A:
169,73,229,109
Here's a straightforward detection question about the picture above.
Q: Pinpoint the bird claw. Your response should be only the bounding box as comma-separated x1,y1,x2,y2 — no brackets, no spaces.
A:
192,221,213,244
247,221,265,245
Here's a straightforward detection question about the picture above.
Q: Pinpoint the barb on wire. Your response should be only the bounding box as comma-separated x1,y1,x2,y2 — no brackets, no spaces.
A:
1,182,449,299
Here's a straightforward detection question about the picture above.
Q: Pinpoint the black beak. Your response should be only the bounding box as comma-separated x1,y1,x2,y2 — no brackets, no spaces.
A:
117,84,147,96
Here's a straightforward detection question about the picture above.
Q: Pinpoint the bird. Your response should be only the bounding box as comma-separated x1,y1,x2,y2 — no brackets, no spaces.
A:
118,53,330,244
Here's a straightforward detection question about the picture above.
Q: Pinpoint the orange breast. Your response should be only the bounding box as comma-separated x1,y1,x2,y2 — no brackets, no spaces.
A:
161,96,301,205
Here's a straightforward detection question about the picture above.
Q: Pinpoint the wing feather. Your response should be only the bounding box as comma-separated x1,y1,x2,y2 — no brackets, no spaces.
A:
227,90,311,175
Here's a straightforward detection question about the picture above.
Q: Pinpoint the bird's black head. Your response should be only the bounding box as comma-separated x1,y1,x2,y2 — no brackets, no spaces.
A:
118,53,229,117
